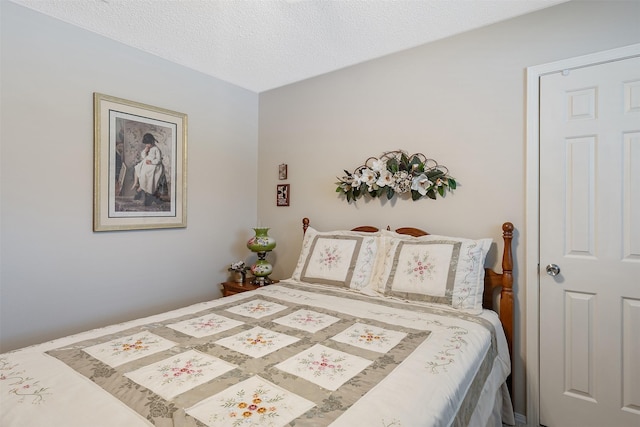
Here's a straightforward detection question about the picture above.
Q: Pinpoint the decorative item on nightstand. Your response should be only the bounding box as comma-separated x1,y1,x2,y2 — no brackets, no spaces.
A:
246,227,276,286
228,261,250,283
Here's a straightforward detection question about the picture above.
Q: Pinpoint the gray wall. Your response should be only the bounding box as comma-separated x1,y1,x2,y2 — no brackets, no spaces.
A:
0,2,259,352
257,0,640,415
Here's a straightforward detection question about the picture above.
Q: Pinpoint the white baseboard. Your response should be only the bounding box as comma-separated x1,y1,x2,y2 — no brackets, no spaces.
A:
514,412,527,425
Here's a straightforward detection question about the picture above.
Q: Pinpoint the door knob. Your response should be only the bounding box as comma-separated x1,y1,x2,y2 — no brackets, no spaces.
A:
545,264,561,276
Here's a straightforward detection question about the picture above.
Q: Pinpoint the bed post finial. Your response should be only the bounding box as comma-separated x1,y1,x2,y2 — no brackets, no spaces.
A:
500,222,514,388
303,218,310,234
502,222,514,274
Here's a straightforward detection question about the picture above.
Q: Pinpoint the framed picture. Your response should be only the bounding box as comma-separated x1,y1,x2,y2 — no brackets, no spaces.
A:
278,163,288,180
277,184,290,206
93,93,187,231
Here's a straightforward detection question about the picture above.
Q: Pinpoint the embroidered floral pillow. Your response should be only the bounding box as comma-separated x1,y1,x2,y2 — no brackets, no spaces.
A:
373,232,492,313
291,227,380,290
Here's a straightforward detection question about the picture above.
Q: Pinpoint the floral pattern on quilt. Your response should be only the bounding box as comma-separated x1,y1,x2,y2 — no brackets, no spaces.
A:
186,375,315,427
225,299,288,319
0,357,50,404
304,237,357,282
316,243,343,270
449,242,483,309
41,283,499,427
331,322,407,353
124,349,236,400
83,332,176,367
275,344,372,391
386,242,456,299
426,325,469,373
167,313,244,338
375,233,492,313
404,250,437,281
292,228,381,290
272,309,340,333
214,326,299,358
350,237,378,289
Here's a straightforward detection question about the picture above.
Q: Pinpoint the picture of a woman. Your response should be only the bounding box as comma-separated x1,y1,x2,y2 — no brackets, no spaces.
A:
132,133,165,206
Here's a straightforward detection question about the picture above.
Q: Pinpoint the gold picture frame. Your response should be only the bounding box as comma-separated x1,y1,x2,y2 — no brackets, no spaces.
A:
93,93,187,231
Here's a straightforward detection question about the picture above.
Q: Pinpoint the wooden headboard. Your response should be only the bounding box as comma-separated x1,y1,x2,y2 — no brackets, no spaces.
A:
301,217,514,388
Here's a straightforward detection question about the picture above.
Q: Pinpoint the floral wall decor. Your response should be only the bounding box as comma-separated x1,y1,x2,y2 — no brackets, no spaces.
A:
336,150,457,202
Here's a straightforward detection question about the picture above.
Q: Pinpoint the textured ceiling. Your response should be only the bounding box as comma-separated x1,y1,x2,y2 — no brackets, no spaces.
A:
9,0,567,93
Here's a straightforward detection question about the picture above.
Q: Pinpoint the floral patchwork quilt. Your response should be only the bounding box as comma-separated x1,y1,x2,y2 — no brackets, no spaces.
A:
0,281,511,427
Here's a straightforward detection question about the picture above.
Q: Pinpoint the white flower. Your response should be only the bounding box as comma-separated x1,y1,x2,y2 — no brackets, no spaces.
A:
371,159,387,173
376,169,394,188
230,261,248,271
411,174,433,196
340,173,354,184
360,168,377,189
351,172,363,189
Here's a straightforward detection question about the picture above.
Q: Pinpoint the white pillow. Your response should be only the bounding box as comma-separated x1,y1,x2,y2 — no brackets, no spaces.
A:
372,230,492,313
291,227,381,291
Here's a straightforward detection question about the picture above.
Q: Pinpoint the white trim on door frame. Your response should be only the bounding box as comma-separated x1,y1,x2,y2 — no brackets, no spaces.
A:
525,43,640,427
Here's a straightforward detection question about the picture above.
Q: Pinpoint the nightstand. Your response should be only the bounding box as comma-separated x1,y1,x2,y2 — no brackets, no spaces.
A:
220,279,280,297
221,280,259,297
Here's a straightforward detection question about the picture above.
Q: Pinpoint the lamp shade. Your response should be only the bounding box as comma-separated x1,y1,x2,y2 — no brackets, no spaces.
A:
246,228,276,252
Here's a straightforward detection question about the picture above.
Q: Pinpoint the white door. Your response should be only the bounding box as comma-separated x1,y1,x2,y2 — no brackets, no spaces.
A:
539,56,640,426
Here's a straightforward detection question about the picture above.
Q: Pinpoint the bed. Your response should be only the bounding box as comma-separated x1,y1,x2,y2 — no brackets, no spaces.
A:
0,218,515,427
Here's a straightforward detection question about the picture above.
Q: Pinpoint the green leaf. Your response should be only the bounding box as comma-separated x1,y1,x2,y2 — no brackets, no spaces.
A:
448,178,457,189
400,152,409,166
426,170,444,180
386,186,395,200
437,186,445,197
427,189,437,200
411,190,421,201
387,157,399,173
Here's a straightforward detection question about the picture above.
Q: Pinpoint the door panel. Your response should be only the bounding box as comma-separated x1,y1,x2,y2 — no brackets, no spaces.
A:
539,56,640,426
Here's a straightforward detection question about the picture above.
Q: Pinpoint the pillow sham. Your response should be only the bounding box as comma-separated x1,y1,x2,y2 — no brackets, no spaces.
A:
372,231,492,313
291,227,380,290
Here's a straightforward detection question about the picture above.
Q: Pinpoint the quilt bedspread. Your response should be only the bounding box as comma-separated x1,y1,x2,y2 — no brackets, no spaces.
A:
0,281,511,427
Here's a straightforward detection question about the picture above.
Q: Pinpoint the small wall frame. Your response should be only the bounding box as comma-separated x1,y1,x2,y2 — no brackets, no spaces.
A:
277,184,290,206
278,164,288,180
